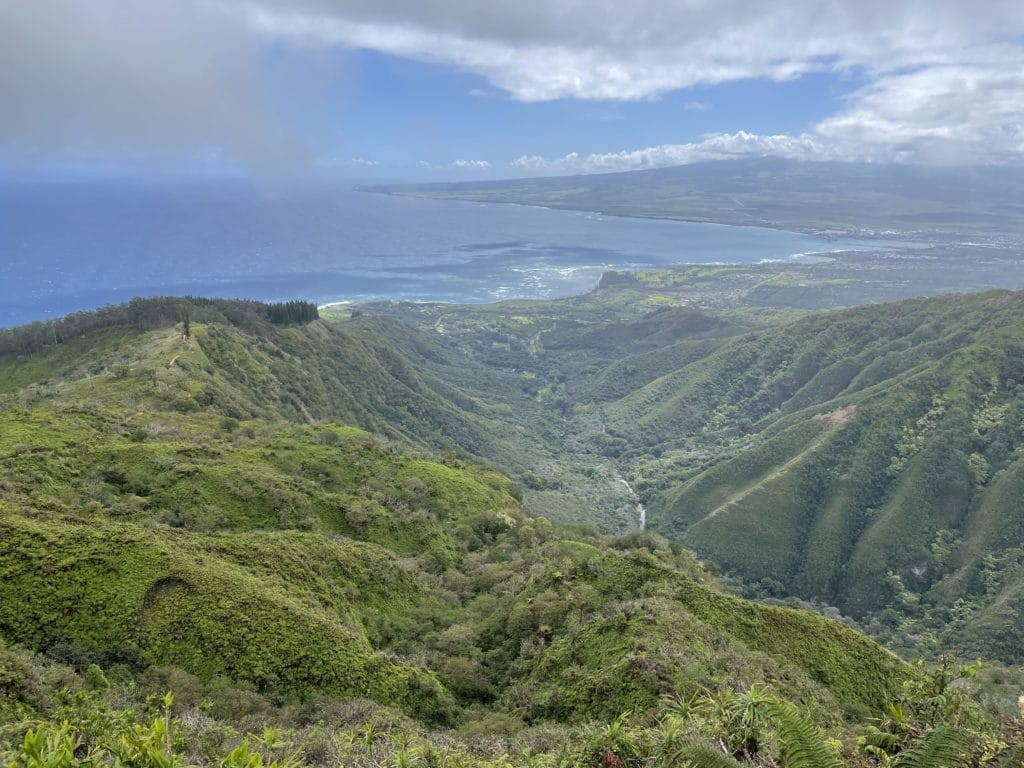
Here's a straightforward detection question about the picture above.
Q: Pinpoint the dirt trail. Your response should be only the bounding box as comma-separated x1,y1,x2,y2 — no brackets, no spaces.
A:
702,407,856,522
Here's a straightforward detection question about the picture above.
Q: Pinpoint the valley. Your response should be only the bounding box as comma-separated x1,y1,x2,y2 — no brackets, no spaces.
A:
3,282,1024,766
352,269,1024,670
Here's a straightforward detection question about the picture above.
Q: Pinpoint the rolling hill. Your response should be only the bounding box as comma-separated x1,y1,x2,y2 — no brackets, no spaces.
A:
2,294,1023,766
0,300,910,719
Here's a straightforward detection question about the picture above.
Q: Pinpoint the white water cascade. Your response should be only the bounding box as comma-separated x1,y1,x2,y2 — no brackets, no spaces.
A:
618,477,646,531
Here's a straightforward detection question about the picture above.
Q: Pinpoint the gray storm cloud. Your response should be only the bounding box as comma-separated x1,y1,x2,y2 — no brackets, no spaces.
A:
0,1,316,173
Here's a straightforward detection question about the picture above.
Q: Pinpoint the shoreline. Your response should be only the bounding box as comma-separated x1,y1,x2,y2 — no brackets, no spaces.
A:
309,248,904,313
358,187,925,243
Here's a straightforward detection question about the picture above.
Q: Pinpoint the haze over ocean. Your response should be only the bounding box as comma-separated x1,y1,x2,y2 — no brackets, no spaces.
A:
0,181,885,327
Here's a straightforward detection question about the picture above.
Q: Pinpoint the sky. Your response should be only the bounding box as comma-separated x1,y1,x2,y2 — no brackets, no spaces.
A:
2,1,1023,181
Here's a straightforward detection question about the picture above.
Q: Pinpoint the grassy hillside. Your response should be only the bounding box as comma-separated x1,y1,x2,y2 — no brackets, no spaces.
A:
2,296,1022,766
0,300,916,717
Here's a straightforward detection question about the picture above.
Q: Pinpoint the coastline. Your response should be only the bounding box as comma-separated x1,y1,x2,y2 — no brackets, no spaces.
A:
358,186,914,242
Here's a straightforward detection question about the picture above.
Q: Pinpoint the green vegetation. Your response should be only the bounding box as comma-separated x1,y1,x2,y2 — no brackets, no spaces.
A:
1,294,1023,764
350,284,1024,670
0,297,319,358
631,292,1024,663
1,645,1019,767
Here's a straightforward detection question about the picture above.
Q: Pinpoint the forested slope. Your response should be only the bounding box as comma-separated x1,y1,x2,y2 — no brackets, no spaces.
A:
2,295,1023,765
352,283,1024,667
0,300,910,728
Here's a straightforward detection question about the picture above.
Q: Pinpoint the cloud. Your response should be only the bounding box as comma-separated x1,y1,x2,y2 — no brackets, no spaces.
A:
510,132,838,174
244,1,1024,101
420,159,493,171
317,156,380,169
0,1,337,174
453,159,491,170
3,1,1023,173
683,101,711,112
814,54,1024,164
241,0,1024,166
510,49,1024,174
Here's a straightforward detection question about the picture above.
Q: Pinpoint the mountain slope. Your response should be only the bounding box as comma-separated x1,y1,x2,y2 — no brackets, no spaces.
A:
348,284,1024,665
368,156,1024,239
0,298,913,733
629,291,1024,660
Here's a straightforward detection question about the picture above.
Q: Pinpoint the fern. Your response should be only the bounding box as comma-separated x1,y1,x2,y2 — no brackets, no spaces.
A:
764,699,842,768
675,740,744,768
894,726,974,768
859,724,901,755
989,743,1024,767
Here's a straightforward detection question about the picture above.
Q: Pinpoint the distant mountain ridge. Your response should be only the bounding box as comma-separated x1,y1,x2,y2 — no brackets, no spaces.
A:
367,156,1024,239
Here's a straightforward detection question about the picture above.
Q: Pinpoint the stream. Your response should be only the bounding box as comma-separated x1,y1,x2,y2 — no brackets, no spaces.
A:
617,477,646,531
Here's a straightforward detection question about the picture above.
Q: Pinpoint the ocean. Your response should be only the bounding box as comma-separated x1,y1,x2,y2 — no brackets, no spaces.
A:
0,180,887,327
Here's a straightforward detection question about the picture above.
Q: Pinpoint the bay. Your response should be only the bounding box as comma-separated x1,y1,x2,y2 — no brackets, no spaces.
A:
0,180,890,327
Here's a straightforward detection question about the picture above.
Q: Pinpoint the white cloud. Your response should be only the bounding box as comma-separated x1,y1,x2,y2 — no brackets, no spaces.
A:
243,1,1024,101
510,132,838,174
684,101,710,112
241,0,1024,166
814,54,1024,164
419,159,493,171
318,155,380,168
510,48,1024,174
453,159,491,171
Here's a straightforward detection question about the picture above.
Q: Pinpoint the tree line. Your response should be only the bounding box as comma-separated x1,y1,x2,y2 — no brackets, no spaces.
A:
0,296,319,356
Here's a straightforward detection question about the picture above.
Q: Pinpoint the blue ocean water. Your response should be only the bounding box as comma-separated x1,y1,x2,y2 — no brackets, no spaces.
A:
0,180,885,327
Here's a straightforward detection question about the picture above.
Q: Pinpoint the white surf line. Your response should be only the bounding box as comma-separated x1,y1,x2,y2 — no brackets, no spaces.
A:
618,477,646,531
